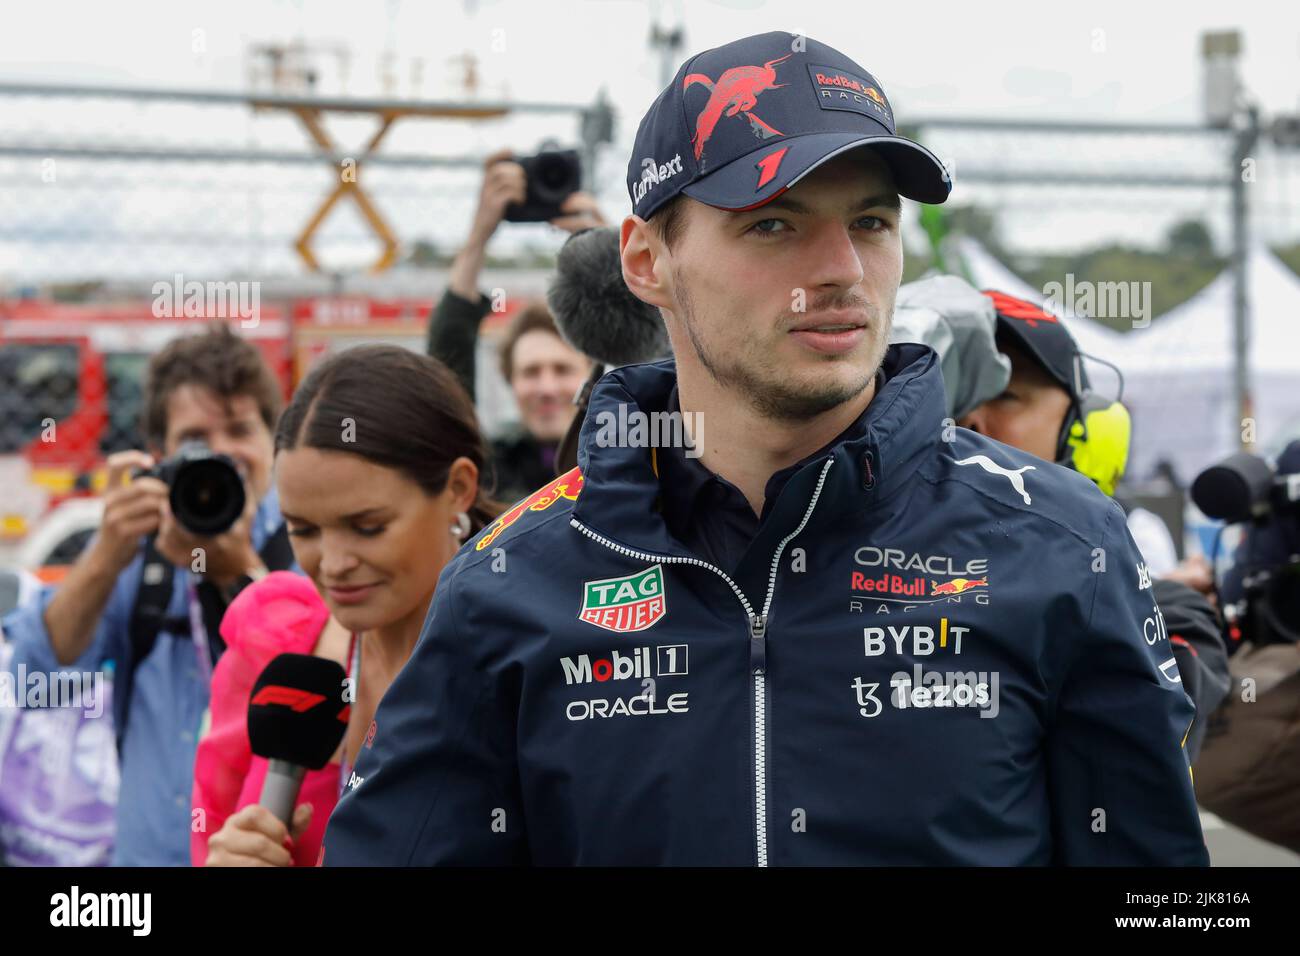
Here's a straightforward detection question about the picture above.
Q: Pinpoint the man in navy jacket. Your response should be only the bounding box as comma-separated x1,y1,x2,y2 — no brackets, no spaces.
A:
322,31,1207,866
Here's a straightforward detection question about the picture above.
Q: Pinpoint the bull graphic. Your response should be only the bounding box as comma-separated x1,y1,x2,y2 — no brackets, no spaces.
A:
683,54,791,163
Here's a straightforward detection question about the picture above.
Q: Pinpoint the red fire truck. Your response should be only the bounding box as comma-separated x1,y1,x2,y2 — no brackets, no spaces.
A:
0,294,520,573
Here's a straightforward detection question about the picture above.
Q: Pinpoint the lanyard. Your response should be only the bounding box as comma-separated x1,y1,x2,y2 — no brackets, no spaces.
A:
339,632,360,796
186,578,213,686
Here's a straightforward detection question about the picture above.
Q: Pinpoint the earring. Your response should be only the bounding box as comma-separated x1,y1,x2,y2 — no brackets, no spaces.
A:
451,511,471,540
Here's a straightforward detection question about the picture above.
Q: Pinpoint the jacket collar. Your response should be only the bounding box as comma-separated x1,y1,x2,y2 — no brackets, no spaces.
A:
572,343,945,559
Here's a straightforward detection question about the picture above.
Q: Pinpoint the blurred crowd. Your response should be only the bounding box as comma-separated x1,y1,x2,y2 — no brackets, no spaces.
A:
2,74,1299,867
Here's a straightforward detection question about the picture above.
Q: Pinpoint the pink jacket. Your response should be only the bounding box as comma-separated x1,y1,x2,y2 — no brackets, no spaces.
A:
191,571,340,867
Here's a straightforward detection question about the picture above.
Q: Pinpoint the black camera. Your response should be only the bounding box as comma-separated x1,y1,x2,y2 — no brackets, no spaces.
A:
135,442,246,536
1194,447,1300,646
1191,451,1300,525
503,150,582,223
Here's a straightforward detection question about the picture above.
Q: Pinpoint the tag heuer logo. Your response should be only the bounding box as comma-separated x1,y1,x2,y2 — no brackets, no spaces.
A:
579,565,667,633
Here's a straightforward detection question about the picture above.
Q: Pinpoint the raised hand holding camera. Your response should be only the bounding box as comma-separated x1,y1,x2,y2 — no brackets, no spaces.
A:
90,450,168,576
153,465,264,590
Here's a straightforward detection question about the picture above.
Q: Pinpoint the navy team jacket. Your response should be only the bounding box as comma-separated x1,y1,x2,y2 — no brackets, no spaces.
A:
322,343,1208,866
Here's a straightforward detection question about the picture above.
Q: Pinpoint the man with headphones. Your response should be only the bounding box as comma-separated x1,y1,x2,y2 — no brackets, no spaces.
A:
960,290,1229,760
960,292,1140,527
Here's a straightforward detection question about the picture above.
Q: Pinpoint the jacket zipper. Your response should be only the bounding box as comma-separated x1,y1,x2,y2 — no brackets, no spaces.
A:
568,457,834,867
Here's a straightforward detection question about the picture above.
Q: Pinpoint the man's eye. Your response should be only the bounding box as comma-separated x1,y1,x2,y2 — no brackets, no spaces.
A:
286,526,317,538
747,219,787,237
856,216,888,232
355,525,386,538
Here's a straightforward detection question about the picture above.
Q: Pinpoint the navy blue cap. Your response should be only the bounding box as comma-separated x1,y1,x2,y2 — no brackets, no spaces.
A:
982,289,1089,398
628,31,951,222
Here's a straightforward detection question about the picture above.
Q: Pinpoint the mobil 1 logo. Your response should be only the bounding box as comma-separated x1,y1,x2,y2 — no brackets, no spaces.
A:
561,644,690,721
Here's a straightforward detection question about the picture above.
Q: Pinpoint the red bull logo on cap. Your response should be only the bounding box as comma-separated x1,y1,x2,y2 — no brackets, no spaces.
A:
808,63,892,123
683,54,791,164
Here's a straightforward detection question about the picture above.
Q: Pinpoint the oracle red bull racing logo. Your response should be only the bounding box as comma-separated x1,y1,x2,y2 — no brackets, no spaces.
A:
850,547,991,612
579,565,667,633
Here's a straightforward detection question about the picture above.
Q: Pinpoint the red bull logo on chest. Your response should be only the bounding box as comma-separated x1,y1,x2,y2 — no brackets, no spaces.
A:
579,565,668,633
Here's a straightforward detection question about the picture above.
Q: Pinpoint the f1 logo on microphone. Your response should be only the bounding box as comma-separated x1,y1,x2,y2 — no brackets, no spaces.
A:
250,685,326,712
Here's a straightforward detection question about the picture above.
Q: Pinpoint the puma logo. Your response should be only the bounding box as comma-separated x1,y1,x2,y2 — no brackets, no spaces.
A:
954,455,1036,505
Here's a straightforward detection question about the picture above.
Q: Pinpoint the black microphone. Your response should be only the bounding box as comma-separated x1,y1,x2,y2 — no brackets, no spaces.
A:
545,226,672,367
248,653,350,826
545,227,674,473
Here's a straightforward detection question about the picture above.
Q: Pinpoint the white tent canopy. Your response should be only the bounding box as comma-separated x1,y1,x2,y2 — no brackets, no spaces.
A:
1114,244,1300,375
954,238,1300,482
1112,244,1300,481
954,237,1130,361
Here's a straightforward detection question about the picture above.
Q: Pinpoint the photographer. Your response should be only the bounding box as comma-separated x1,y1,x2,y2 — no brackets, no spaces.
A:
427,147,595,502
0,324,291,866
1194,438,1300,851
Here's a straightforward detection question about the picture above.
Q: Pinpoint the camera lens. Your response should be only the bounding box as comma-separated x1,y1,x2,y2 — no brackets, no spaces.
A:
171,456,246,536
533,154,576,203
1191,453,1274,523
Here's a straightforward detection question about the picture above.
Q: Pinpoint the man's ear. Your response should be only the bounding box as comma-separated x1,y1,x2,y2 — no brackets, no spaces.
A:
620,215,675,312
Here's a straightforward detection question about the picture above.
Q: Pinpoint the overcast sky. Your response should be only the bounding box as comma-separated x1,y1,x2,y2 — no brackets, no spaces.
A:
4,0,1298,119
2,0,1299,280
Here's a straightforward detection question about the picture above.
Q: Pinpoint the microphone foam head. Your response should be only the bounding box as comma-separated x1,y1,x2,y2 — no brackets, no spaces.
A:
248,653,350,769
546,226,671,367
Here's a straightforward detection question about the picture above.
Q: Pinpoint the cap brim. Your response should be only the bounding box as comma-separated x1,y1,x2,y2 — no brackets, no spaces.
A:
681,130,952,212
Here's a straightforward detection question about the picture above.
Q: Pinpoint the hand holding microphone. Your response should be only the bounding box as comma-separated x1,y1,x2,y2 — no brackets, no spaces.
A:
204,653,349,867
204,803,314,867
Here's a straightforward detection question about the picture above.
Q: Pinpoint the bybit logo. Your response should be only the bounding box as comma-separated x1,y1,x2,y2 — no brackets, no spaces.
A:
863,618,971,657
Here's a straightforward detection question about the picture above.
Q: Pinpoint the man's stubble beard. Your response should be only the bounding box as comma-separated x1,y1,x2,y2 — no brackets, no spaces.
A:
672,266,892,424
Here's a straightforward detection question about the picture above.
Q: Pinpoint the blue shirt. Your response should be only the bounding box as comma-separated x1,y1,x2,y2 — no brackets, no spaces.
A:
1,489,287,866
656,370,885,576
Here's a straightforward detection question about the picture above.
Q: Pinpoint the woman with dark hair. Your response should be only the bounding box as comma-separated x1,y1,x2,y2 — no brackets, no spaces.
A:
191,346,500,866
